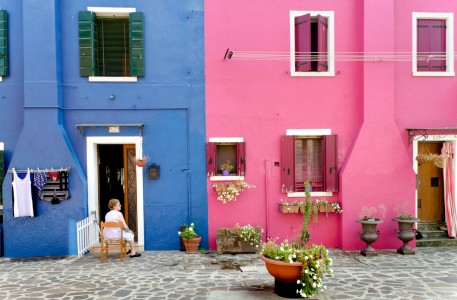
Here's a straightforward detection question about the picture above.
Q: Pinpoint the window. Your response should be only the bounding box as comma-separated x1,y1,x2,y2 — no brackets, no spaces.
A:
78,7,144,82
413,12,454,76
0,10,8,81
207,138,246,179
281,130,338,194
290,11,334,77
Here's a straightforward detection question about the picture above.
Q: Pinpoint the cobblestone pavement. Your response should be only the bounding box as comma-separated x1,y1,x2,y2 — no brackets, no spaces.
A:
1,247,457,299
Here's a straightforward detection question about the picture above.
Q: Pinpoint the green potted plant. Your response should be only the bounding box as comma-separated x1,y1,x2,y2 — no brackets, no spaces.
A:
261,181,333,298
212,180,255,204
356,205,386,256
216,223,264,254
220,160,234,175
392,203,420,255
178,223,201,254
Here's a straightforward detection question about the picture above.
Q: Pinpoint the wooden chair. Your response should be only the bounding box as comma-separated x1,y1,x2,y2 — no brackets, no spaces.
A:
100,221,127,263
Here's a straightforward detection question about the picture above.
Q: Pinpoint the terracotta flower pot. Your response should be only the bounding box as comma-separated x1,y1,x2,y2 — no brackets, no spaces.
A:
261,256,303,282
183,236,201,254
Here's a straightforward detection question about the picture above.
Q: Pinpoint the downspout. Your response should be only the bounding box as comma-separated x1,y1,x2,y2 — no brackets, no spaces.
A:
265,158,270,239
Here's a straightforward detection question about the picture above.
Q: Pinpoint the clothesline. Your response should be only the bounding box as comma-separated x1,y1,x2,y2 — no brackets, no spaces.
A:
8,167,71,174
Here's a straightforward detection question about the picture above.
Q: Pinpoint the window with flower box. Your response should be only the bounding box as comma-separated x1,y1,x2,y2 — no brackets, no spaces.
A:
281,129,338,195
207,138,246,181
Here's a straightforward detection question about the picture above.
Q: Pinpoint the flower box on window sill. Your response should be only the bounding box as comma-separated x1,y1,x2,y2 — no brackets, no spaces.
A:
279,202,342,214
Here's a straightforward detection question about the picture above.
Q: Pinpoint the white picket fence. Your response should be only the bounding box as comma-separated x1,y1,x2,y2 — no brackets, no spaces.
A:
76,213,99,257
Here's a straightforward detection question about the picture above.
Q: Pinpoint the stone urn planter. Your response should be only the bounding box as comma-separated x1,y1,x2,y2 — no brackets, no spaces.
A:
392,217,420,255
216,235,259,254
356,219,383,256
182,236,201,254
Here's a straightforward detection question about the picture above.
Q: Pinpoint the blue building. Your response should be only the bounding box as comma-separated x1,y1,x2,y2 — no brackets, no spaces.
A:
0,0,207,257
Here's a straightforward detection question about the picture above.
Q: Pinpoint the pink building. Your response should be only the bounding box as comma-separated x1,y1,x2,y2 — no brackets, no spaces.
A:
205,0,457,251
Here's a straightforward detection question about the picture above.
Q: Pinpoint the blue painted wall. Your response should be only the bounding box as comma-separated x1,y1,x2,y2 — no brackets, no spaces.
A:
0,0,207,256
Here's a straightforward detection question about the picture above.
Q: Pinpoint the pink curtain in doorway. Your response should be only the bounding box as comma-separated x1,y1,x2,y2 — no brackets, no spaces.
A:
442,143,457,238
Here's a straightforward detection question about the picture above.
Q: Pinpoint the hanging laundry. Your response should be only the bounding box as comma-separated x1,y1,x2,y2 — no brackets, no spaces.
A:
39,170,70,202
12,169,34,217
33,171,47,191
48,171,60,181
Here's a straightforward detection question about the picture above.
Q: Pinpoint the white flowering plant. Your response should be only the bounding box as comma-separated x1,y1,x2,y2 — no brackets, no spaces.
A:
178,223,199,240
216,223,264,249
261,238,332,298
213,180,255,204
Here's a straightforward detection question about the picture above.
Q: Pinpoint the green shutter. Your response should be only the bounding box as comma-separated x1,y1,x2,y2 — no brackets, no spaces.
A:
0,10,8,76
129,12,144,77
78,11,97,76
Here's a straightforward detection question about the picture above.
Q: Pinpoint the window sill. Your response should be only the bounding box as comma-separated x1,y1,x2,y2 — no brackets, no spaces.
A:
88,76,138,82
210,176,244,182
413,71,455,77
287,191,333,197
290,71,335,77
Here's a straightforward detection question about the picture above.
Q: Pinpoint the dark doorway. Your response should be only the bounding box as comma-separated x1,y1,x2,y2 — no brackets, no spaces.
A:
98,145,125,224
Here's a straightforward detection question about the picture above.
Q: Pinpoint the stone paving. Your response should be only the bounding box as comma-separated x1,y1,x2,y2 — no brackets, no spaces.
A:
0,247,457,299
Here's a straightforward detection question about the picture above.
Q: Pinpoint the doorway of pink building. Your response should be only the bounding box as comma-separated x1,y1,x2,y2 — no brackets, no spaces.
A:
417,142,445,222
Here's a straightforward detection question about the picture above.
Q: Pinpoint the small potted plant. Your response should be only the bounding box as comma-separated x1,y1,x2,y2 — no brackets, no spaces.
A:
212,180,255,204
134,155,150,167
392,203,420,255
216,223,264,254
356,205,386,256
178,223,201,254
220,160,234,175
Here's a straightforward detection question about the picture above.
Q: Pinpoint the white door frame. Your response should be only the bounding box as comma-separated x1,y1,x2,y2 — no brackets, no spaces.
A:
86,136,144,246
413,135,457,221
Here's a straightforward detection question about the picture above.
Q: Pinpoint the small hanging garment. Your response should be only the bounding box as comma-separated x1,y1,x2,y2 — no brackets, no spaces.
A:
12,169,34,217
33,171,47,191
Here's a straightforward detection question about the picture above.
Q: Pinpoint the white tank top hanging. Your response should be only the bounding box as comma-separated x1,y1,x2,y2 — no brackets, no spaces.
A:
12,169,34,217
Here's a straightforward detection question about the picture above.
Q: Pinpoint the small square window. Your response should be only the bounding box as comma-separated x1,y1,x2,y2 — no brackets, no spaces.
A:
207,139,246,178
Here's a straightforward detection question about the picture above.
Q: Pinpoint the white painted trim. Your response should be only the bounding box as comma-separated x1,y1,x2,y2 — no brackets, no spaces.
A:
0,142,4,151
210,176,245,182
209,137,244,143
412,12,454,77
86,136,144,246
290,11,335,77
0,76,2,82
87,7,136,17
286,129,331,136
288,192,333,198
88,76,138,82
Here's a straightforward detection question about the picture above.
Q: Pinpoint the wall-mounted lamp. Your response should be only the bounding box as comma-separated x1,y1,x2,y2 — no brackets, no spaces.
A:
148,164,160,179
109,95,116,100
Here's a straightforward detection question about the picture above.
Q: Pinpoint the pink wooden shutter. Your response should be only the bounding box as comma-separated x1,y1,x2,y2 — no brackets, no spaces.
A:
429,19,446,71
417,19,432,71
295,14,311,72
236,142,246,176
206,142,216,177
324,135,338,192
281,136,295,193
317,14,328,72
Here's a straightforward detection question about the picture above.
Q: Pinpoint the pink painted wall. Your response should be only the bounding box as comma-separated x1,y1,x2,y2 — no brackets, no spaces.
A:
205,0,457,251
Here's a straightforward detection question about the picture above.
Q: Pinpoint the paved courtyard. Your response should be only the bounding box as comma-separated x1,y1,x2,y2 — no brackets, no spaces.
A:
0,247,457,299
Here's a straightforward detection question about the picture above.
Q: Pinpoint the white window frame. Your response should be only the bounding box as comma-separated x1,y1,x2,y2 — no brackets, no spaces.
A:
286,129,333,197
86,7,138,83
412,12,454,77
0,77,2,82
209,137,245,181
290,11,335,77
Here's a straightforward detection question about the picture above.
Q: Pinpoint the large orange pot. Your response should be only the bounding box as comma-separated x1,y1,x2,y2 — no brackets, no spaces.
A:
261,256,303,282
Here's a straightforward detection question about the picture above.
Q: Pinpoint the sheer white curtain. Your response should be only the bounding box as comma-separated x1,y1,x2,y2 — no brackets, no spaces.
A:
442,142,457,238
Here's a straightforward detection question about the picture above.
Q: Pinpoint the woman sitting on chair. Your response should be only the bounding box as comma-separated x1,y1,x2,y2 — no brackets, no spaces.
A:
104,198,141,258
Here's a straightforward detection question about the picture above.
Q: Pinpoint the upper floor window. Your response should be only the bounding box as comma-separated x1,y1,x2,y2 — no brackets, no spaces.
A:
281,130,338,194
0,10,8,81
78,7,144,82
290,11,334,77
207,138,246,181
413,12,454,77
